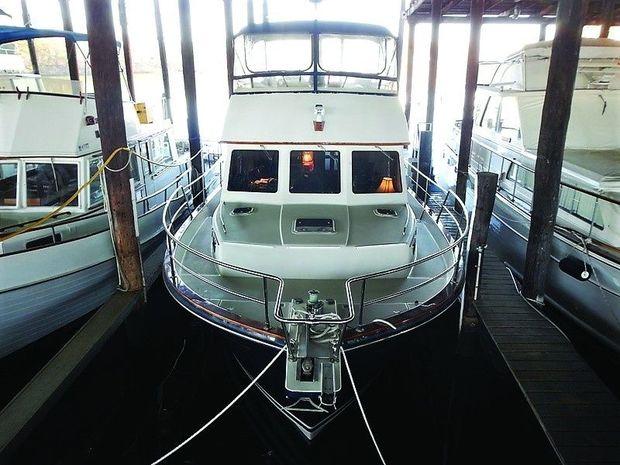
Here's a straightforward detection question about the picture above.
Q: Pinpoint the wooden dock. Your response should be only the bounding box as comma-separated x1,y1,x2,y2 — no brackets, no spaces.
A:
474,251,620,465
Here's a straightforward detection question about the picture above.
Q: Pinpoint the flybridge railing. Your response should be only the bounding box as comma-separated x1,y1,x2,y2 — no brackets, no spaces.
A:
345,160,469,327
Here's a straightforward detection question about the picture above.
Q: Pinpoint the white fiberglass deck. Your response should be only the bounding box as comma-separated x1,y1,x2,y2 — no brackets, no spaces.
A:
172,196,456,328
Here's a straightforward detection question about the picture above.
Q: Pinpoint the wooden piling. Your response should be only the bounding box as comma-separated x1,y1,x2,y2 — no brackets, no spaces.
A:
153,0,173,121
224,0,235,97
599,0,615,38
539,22,547,41
403,17,416,125
522,0,588,302
465,171,498,308
455,0,484,206
85,0,144,292
58,0,80,92
262,0,268,23
20,0,39,75
118,0,136,101
425,0,441,126
178,0,203,204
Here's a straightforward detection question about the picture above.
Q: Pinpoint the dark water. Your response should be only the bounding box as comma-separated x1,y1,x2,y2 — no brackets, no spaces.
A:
0,279,578,465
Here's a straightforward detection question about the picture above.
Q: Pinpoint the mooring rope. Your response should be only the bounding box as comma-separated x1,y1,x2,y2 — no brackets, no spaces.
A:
150,345,286,465
341,347,387,465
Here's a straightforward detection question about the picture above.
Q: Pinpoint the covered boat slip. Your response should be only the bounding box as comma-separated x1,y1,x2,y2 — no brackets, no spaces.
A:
166,165,465,338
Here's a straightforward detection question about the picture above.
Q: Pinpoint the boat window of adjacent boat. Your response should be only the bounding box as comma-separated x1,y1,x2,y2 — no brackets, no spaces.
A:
0,162,18,207
88,157,104,207
228,149,279,193
25,161,79,207
498,96,522,145
289,150,341,194
481,94,501,131
351,150,402,194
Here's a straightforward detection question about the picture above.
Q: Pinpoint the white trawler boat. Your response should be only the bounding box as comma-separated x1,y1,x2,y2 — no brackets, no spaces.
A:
163,21,468,439
443,39,620,352
0,26,192,357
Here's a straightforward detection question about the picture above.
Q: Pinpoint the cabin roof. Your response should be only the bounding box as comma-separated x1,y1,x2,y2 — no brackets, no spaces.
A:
0,25,88,45
235,21,395,39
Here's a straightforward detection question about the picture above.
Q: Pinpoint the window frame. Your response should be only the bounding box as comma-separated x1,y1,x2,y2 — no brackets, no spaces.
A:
227,149,280,194
288,150,342,194
87,155,104,208
0,160,20,209
351,150,403,195
23,159,82,209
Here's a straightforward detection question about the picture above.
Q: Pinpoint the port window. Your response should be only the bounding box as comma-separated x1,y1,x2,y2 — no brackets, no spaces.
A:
506,163,534,191
289,150,341,194
88,157,104,206
0,162,18,207
352,151,402,194
228,150,279,193
26,162,78,207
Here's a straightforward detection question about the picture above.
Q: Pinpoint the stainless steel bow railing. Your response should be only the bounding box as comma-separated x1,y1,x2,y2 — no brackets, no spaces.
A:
163,161,287,333
164,158,469,351
344,160,470,327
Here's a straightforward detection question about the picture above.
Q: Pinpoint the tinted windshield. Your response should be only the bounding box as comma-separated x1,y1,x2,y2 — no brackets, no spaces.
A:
289,150,341,194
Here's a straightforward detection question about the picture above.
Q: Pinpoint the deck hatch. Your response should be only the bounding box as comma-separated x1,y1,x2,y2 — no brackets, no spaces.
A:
294,218,335,233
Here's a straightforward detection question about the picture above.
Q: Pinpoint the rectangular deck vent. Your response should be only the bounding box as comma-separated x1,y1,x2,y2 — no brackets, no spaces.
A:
294,218,335,233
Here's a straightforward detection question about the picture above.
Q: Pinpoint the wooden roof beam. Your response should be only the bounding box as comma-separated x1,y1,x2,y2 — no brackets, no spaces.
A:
405,0,427,17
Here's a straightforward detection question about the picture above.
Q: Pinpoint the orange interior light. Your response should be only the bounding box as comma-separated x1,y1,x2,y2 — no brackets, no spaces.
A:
301,151,315,170
376,177,396,193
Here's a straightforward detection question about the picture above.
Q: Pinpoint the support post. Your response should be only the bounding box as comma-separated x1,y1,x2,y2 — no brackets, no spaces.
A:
396,0,406,85
522,0,587,302
455,0,484,207
465,172,498,309
404,17,416,125
539,22,547,41
262,0,268,23
425,0,441,126
85,0,144,292
20,0,39,75
58,0,80,94
153,0,173,121
600,0,615,38
224,0,235,97
118,0,136,101
178,0,203,204
247,0,255,25
416,129,433,203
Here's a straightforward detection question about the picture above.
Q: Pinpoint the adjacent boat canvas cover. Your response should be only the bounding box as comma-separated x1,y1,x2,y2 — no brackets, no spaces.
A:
0,25,89,45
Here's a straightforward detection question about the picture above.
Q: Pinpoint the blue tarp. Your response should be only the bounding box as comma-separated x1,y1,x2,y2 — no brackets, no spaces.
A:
0,25,89,45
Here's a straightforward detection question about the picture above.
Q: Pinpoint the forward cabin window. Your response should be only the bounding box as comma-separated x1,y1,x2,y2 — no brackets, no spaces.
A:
25,162,78,207
352,151,402,194
289,150,341,194
228,150,279,193
88,157,104,206
0,163,18,207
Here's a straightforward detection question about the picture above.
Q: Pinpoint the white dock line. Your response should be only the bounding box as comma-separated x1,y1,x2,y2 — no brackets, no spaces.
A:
150,345,286,465
341,347,388,465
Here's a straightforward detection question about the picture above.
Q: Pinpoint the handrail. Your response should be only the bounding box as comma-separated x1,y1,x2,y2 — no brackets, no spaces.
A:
344,160,469,324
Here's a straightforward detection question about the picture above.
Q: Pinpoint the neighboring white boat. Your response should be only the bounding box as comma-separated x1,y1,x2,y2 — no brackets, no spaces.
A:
163,21,469,439
0,26,192,358
443,38,620,352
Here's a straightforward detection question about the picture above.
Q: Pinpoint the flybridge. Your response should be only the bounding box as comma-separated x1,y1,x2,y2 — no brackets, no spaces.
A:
232,21,398,95
479,38,620,92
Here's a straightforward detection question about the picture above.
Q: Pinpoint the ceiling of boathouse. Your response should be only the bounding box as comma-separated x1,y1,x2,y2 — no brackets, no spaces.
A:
408,0,620,26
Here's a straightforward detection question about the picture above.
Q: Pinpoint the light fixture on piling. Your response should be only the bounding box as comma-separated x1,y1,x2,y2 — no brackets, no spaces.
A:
313,104,325,131
376,177,396,193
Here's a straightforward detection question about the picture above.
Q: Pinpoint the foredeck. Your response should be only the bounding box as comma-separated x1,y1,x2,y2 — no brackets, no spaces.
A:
474,251,620,465
173,199,456,328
